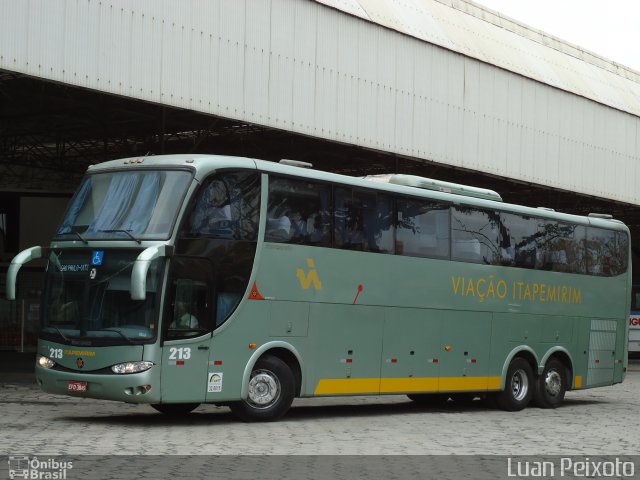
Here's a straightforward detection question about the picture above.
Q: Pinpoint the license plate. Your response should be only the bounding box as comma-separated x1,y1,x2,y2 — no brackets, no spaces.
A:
68,381,87,392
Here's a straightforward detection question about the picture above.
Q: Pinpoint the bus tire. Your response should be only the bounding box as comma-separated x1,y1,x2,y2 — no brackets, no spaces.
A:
229,355,295,422
533,358,567,408
495,357,533,411
151,403,200,415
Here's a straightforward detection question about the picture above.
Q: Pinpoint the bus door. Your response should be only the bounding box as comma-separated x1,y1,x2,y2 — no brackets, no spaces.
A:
160,257,214,403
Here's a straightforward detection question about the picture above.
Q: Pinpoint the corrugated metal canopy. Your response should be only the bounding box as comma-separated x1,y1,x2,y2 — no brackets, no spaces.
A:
314,0,640,117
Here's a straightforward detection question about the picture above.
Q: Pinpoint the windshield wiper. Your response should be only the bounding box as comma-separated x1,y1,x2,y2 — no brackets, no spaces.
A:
101,328,136,344
73,231,88,244
49,326,70,342
99,229,142,244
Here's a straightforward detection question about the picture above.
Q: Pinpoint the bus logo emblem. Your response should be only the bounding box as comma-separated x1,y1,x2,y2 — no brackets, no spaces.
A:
296,258,322,290
76,357,85,369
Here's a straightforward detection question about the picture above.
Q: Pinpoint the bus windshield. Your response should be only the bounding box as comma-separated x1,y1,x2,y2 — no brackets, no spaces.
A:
41,249,163,346
55,169,192,241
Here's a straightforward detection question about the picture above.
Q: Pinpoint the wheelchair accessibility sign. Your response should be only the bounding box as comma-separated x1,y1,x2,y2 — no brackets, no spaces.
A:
91,251,104,266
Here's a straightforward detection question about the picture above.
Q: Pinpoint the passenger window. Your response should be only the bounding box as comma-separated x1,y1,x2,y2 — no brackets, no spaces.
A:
396,199,449,258
500,213,538,268
334,189,393,253
586,228,628,276
536,222,586,274
184,172,260,241
451,207,501,264
266,178,331,246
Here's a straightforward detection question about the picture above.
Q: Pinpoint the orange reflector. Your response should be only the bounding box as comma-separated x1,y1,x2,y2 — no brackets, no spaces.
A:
248,343,257,349
444,345,452,352
248,281,265,300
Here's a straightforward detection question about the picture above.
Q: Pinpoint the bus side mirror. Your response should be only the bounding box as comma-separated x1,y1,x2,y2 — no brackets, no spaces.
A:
6,246,43,300
130,245,172,301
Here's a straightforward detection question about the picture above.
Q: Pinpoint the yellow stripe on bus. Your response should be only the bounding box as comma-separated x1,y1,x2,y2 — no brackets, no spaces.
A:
314,378,380,395
574,375,583,389
315,376,502,395
380,377,439,393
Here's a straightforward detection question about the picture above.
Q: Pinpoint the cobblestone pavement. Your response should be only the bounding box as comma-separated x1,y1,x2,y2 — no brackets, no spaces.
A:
1,364,639,457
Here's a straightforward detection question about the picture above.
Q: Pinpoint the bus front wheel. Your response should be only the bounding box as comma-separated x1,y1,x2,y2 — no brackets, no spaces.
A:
532,358,567,408
495,357,533,411
230,355,295,422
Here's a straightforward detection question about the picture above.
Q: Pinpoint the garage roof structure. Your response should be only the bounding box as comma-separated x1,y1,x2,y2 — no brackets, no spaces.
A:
1,0,639,224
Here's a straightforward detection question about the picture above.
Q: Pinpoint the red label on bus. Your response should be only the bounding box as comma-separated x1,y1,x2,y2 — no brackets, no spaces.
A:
629,316,640,327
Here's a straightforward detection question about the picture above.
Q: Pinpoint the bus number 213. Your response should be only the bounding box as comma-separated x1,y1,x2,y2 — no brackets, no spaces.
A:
169,347,191,360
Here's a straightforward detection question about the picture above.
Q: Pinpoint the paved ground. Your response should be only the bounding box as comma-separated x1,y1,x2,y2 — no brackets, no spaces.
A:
0,360,638,457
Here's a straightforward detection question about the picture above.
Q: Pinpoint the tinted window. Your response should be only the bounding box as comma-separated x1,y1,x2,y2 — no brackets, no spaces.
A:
185,171,260,241
266,178,331,246
263,175,628,278
396,199,449,258
535,222,586,274
451,207,502,264
586,227,628,276
334,189,393,253
500,213,538,268
165,256,214,339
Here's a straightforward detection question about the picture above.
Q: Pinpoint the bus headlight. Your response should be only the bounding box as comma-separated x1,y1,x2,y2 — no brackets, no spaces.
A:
111,361,154,374
37,355,56,369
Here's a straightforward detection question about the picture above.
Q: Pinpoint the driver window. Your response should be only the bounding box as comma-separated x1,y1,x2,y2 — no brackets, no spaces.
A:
169,279,206,330
165,257,214,339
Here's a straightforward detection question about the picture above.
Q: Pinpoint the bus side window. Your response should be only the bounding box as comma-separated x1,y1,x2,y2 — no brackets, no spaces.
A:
451,207,500,264
587,227,628,276
266,177,331,246
538,223,586,274
503,213,537,269
190,180,233,237
396,198,449,259
335,189,394,253
184,172,260,241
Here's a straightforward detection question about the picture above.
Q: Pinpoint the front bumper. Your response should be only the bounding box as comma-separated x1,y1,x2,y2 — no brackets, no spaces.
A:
36,364,161,403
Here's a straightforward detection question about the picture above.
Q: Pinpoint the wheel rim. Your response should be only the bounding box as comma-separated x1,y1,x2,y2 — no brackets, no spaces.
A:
511,368,529,401
544,369,562,397
247,369,281,409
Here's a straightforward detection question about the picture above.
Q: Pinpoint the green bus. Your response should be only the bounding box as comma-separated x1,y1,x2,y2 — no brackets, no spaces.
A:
6,154,631,421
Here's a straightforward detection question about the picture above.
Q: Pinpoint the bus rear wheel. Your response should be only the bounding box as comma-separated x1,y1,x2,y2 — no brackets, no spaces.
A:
151,403,200,415
229,355,295,422
495,357,533,411
533,358,567,408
